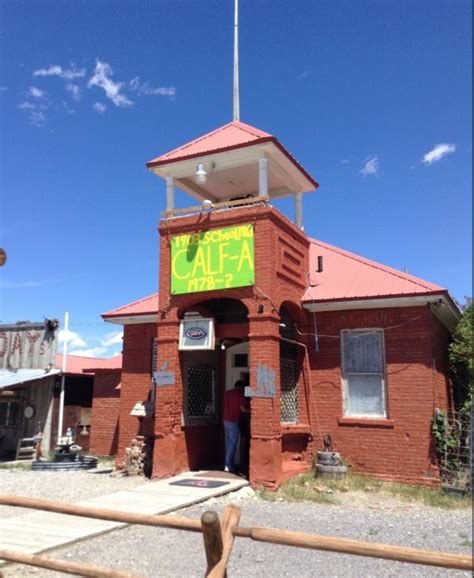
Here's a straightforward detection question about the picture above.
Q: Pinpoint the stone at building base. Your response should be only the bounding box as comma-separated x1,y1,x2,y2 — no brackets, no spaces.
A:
122,435,153,477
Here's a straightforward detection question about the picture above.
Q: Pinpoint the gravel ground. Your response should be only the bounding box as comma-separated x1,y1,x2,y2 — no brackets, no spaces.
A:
0,467,145,519
0,469,472,578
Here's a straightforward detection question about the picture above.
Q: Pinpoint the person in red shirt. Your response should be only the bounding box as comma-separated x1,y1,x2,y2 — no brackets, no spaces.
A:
223,380,247,472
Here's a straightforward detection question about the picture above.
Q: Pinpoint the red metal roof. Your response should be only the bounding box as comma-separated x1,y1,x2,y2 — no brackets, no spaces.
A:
103,238,446,319
303,238,446,303
55,354,122,375
146,121,319,189
102,293,159,319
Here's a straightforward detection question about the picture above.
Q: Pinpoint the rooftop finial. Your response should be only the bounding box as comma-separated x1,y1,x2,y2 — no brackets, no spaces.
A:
233,0,240,122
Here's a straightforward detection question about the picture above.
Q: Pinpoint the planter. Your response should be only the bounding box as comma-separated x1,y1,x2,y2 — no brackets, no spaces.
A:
54,451,76,463
32,456,98,471
315,463,348,480
442,484,468,499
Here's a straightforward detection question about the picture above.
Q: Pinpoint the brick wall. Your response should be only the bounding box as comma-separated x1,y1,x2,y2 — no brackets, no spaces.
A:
115,323,156,466
306,305,451,484
89,369,121,456
152,206,309,486
116,204,453,487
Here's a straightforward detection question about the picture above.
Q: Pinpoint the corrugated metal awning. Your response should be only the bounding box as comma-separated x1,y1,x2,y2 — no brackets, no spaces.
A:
0,368,60,389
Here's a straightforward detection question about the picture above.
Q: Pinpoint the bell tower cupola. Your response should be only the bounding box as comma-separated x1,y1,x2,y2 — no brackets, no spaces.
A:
146,121,319,229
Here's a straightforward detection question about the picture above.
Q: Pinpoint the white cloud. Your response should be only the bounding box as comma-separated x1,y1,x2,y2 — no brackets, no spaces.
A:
129,77,176,98
102,331,123,347
340,159,350,164
33,65,85,80
29,86,46,99
62,101,75,114
360,155,379,176
65,83,81,101
19,89,48,126
88,60,133,107
29,111,46,127
17,101,36,110
58,329,86,348
68,347,108,358
422,143,456,165
93,102,107,113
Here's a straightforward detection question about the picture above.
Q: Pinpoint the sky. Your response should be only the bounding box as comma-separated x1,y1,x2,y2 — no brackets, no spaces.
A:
0,0,472,358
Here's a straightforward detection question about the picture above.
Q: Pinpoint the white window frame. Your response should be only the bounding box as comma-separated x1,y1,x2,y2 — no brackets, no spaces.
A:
341,328,387,418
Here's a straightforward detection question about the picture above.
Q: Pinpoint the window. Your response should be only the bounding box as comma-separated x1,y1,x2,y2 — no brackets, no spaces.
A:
0,400,22,428
151,338,158,373
150,338,158,402
185,365,216,422
341,329,387,417
280,341,299,424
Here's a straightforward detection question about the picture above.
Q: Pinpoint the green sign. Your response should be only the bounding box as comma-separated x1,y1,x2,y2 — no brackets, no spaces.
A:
171,224,255,295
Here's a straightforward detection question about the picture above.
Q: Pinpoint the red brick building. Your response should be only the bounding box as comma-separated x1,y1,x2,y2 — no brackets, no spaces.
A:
54,353,122,455
102,121,459,488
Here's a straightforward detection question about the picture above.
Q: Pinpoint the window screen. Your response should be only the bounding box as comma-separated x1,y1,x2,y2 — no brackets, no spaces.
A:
342,330,386,417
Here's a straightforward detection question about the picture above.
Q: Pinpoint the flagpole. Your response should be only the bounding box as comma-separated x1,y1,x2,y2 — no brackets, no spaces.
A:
57,311,69,441
233,0,240,121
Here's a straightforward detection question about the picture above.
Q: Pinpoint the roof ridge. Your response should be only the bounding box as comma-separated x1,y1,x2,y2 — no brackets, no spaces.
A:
232,120,272,138
309,238,444,291
150,121,273,164
161,122,235,159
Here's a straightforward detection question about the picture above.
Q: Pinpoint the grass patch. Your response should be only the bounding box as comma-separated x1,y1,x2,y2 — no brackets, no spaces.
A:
258,474,336,504
459,533,472,548
258,472,472,509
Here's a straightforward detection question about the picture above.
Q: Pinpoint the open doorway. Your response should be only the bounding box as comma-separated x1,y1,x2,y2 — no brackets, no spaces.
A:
178,298,250,474
225,341,250,473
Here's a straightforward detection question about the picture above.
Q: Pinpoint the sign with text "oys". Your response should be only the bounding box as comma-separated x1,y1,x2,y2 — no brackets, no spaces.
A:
171,224,255,295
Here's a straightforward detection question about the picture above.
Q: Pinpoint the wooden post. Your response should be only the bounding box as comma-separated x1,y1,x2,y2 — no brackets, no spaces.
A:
259,157,268,197
166,177,175,212
208,505,241,578
201,510,224,575
0,549,140,578
295,192,303,229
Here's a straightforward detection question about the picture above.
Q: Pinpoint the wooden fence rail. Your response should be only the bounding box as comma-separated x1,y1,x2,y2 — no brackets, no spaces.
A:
0,549,139,578
0,495,472,577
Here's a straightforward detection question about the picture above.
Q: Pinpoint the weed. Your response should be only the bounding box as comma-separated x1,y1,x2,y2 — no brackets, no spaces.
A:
459,533,472,548
258,472,472,510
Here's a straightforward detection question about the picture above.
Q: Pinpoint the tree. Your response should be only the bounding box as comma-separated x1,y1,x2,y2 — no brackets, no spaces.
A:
449,298,473,412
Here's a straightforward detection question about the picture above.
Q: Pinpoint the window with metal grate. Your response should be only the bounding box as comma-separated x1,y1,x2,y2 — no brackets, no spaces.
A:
186,365,216,420
280,340,299,424
151,338,158,374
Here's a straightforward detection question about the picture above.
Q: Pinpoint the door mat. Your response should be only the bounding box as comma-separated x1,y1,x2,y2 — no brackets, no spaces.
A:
169,478,230,489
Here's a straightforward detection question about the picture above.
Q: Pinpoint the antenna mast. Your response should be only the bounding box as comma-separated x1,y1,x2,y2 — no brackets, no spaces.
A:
233,0,240,121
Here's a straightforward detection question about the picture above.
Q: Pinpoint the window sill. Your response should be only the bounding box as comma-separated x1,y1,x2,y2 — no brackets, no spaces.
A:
338,417,395,428
281,423,311,436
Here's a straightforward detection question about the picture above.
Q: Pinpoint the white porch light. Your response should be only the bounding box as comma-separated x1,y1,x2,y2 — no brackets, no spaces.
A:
195,163,208,184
